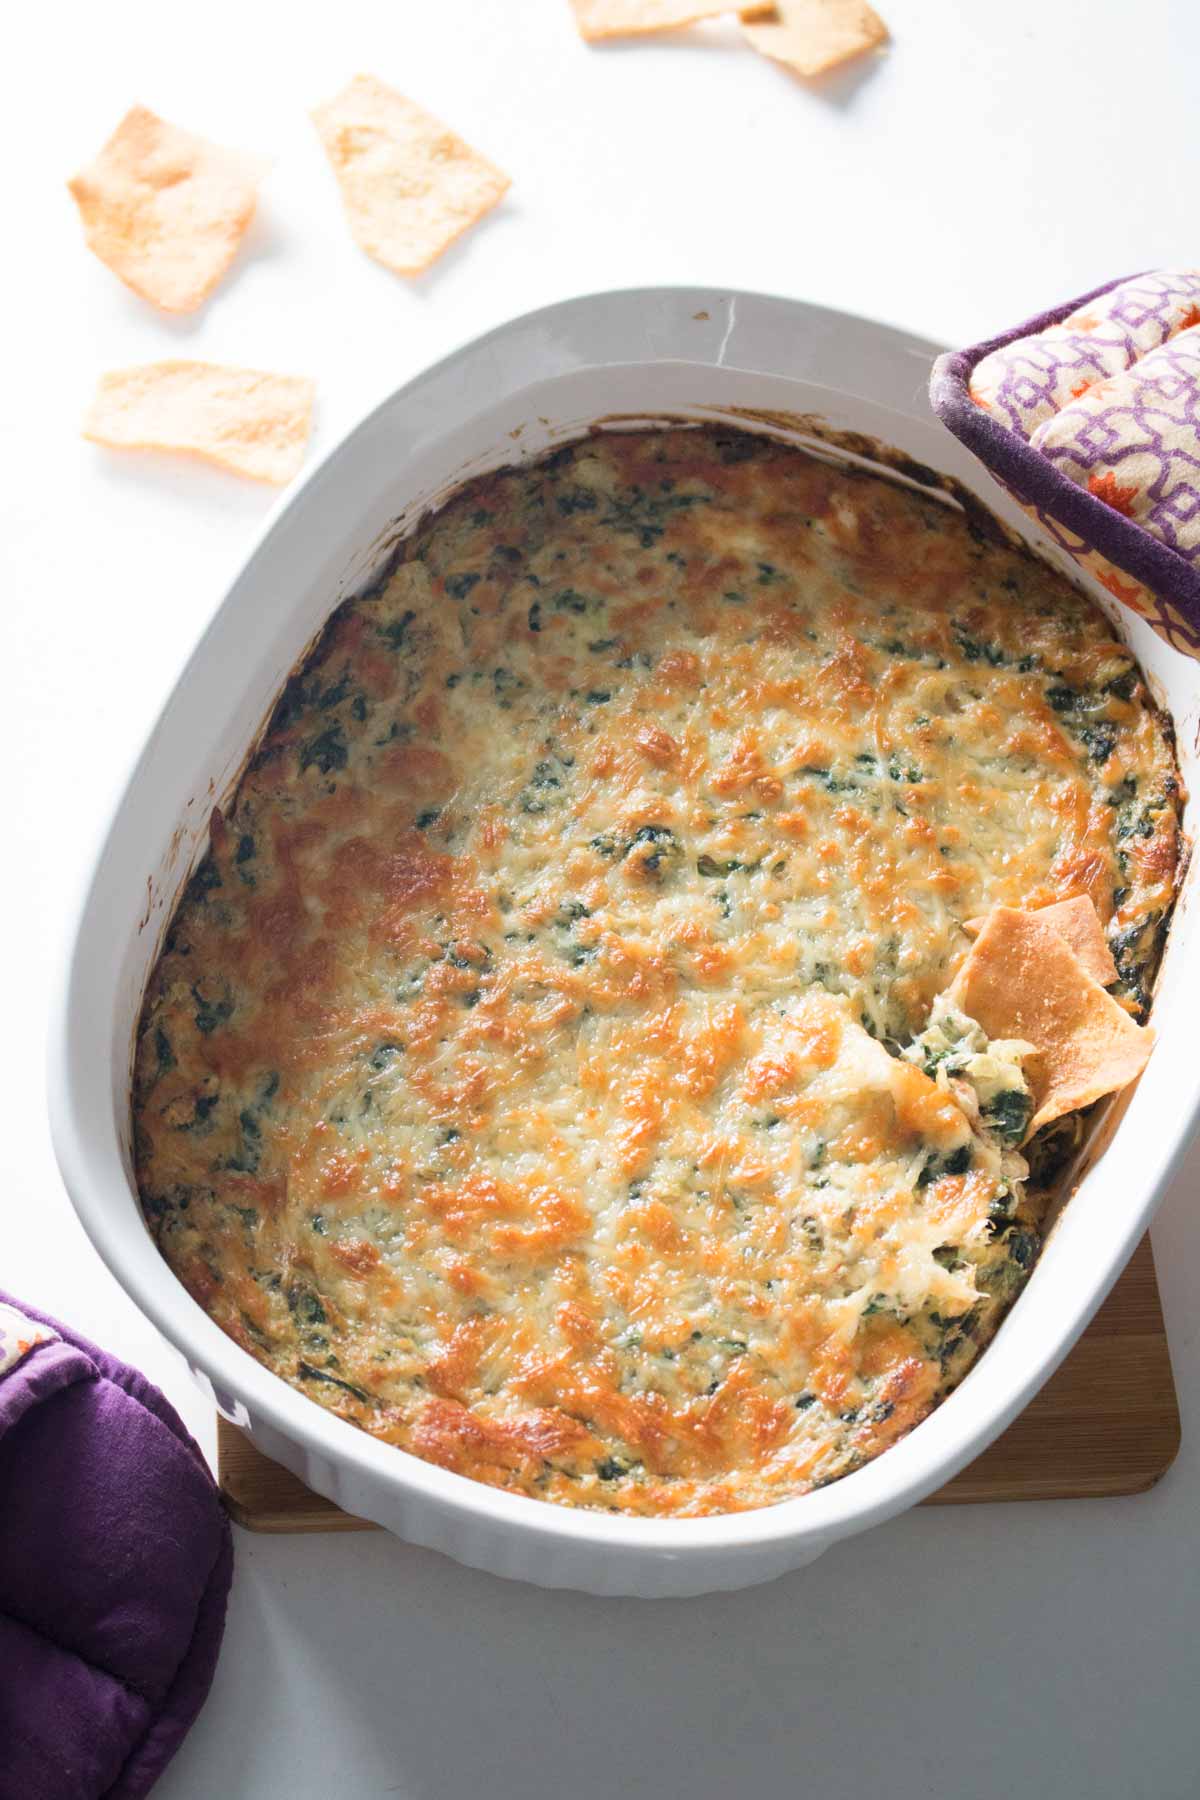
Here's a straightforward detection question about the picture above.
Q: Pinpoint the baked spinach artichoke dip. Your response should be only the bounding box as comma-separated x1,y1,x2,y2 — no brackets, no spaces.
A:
134,427,1180,1517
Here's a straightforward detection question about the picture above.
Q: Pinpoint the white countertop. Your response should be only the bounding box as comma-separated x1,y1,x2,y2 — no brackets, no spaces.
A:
5,2,1200,1794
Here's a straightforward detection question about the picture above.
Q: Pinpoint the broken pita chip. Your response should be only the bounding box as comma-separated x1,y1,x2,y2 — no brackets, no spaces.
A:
964,896,1119,988
67,106,269,313
742,0,888,77
948,907,1153,1140
84,362,314,485
570,0,770,39
312,75,509,276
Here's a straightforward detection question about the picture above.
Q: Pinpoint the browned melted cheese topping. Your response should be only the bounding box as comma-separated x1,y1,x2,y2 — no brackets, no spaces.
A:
134,429,1180,1516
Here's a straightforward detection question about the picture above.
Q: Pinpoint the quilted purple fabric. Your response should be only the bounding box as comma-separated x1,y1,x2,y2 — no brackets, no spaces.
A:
929,269,1200,659
0,1291,232,1800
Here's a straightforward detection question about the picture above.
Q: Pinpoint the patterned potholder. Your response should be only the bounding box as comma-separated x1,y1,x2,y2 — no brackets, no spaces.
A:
930,268,1200,658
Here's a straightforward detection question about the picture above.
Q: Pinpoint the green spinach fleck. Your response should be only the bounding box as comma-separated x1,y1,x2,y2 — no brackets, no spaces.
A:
300,725,348,775
445,572,481,601
378,610,416,652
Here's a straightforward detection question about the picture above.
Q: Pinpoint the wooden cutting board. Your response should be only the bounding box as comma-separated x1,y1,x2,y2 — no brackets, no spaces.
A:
217,1233,1179,1532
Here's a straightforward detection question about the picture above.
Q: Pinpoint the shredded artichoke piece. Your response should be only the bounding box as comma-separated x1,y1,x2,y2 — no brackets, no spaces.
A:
904,995,1035,1151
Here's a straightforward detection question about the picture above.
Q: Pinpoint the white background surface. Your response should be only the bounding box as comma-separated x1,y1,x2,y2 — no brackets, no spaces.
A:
4,2,1200,1794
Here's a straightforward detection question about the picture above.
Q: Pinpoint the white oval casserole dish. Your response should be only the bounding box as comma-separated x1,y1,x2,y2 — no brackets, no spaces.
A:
49,290,1200,1598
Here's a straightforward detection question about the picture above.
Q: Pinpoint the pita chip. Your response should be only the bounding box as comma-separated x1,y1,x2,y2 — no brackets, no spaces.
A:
742,0,888,78
84,362,314,485
948,907,1153,1140
964,896,1119,988
312,75,509,276
67,106,269,313
570,0,770,39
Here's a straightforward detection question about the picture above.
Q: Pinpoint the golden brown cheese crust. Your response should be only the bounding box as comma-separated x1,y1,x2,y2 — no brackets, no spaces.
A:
133,428,1180,1517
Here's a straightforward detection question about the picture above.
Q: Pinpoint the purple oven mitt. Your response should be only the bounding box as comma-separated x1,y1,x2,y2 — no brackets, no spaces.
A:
0,1292,233,1800
930,267,1200,659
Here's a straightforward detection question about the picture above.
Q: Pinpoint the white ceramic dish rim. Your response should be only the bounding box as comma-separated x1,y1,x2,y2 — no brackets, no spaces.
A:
48,288,1199,1592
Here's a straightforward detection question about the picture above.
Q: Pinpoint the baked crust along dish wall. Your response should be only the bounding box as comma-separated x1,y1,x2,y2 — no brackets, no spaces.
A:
132,428,1180,1517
